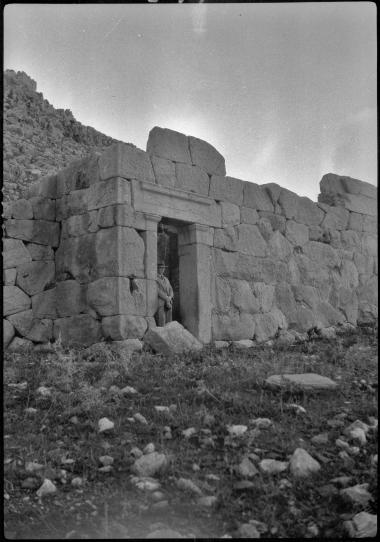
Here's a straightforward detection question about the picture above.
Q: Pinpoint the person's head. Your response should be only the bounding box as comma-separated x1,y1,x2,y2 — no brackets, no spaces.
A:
157,263,166,275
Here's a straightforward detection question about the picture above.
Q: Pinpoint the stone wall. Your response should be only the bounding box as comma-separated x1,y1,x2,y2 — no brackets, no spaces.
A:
2,126,378,349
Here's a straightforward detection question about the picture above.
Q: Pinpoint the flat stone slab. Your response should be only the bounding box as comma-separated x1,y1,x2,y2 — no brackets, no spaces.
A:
144,321,203,355
265,373,338,392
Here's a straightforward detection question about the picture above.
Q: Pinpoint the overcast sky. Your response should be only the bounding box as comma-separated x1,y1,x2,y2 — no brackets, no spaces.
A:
4,2,377,201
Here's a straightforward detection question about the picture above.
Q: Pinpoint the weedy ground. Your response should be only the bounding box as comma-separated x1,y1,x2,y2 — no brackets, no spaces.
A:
3,323,378,539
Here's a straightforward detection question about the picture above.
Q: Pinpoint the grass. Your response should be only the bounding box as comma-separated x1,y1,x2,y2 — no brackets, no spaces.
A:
3,323,378,539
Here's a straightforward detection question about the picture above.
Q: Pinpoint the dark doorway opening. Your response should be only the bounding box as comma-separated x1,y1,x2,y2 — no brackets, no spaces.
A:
157,219,181,322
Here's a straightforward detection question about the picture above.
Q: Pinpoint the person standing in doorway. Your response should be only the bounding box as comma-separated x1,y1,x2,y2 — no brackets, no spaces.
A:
156,262,174,326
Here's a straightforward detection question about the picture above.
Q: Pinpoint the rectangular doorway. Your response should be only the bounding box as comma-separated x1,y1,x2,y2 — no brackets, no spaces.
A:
157,219,181,323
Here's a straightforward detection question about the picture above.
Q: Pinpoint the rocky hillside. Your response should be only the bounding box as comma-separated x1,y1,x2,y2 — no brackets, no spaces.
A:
3,70,132,202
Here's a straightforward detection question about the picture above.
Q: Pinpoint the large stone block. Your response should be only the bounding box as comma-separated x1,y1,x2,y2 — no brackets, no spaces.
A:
26,243,54,261
87,277,146,316
257,217,273,241
3,238,32,269
211,276,231,312
32,288,57,319
361,233,377,257
357,276,378,321
243,182,274,212
8,309,33,337
262,183,282,204
258,211,286,234
240,207,259,224
8,199,33,219
336,287,358,324
285,220,309,246
229,279,260,313
54,315,102,347
175,163,209,195
303,241,340,268
252,282,274,312
278,188,301,220
144,321,203,354
353,252,374,275
209,175,244,205
3,268,17,285
29,197,56,221
341,194,377,216
275,282,297,316
26,174,57,199
296,197,325,226
362,215,377,234
99,143,155,183
101,315,148,340
4,285,31,316
295,253,330,291
87,178,131,211
16,261,55,296
151,155,176,188
7,337,34,352
292,284,320,309
146,127,192,164
56,227,145,283
320,173,377,199
4,319,15,348
212,311,255,341
188,136,226,176
253,312,279,342
7,309,34,337
26,319,53,343
65,214,91,237
340,230,361,250
213,227,238,251
314,301,345,327
56,280,87,317
56,158,90,196
321,205,349,231
213,249,290,284
340,260,359,290
5,219,60,247
268,231,293,261
220,201,240,226
237,224,268,256
348,212,363,231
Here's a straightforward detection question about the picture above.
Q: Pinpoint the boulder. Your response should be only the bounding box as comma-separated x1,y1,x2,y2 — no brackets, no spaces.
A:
146,126,192,164
340,484,372,506
344,511,377,538
3,319,15,348
98,143,155,183
144,321,203,355
259,459,288,474
109,339,143,357
102,315,148,340
209,175,244,205
265,373,338,392
175,163,209,195
3,238,32,269
289,448,321,477
131,452,168,477
8,337,34,351
188,135,226,176
4,285,31,316
232,339,255,349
